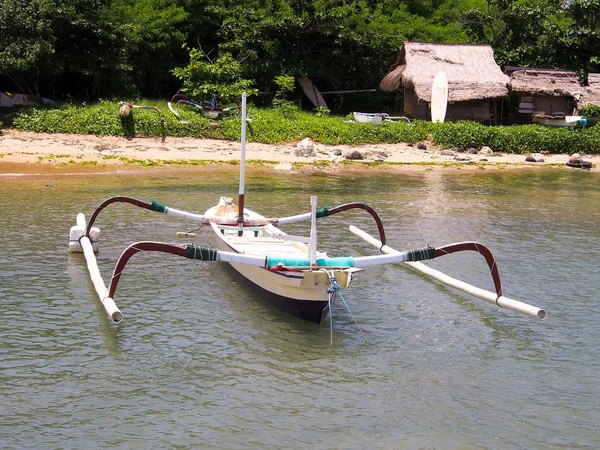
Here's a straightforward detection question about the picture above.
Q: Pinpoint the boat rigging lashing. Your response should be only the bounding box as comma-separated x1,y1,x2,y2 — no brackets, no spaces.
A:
176,223,204,239
323,269,368,346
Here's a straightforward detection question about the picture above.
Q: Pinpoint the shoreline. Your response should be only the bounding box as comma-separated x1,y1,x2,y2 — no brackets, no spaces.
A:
1,129,598,175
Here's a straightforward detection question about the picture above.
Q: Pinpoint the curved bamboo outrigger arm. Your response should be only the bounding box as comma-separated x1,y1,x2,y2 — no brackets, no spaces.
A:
85,196,207,237
319,203,387,246
275,202,387,246
349,225,546,320
86,197,154,236
86,197,388,246
435,242,502,298
107,242,189,299
104,242,264,311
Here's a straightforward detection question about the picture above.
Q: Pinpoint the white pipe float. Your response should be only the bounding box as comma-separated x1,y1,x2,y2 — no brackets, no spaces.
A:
349,225,547,320
75,213,123,323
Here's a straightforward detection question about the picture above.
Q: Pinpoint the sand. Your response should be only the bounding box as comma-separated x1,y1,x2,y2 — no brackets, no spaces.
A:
1,129,598,174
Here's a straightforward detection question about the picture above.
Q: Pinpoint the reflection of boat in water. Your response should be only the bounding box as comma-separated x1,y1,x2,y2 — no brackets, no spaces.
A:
70,93,546,337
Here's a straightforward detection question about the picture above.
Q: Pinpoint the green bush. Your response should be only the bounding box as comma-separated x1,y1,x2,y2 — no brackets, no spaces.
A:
431,121,491,148
431,121,600,154
2,99,600,154
581,104,600,118
485,125,594,154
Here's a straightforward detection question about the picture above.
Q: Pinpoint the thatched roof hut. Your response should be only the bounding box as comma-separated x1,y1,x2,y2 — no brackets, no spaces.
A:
508,69,584,119
379,42,509,102
579,73,600,108
508,69,584,97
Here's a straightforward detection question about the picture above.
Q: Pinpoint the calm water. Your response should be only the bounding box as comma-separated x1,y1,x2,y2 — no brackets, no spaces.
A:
1,167,599,448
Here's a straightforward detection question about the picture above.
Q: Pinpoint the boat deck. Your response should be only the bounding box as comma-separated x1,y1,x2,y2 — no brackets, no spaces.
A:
225,235,309,257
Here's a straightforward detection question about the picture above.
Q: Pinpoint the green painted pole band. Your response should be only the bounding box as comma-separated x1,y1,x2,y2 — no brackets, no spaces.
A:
316,207,330,218
406,246,437,261
185,245,218,261
150,200,167,213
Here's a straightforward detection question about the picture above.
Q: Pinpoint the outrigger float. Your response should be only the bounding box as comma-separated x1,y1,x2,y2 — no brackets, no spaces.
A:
70,93,546,336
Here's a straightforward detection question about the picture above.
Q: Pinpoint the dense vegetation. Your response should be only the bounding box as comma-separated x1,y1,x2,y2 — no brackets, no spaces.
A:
1,0,599,104
2,101,598,154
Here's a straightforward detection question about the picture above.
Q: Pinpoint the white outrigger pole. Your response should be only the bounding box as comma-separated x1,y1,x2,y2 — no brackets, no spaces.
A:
70,213,123,323
349,225,546,320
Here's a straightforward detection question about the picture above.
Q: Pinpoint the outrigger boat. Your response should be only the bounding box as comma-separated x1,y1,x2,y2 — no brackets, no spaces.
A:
70,93,546,334
168,93,241,120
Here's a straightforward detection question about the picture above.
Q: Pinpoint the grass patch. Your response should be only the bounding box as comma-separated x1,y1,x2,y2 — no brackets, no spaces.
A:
2,100,599,154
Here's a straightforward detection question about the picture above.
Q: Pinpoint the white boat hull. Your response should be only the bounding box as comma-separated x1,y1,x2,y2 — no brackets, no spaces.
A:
205,200,357,323
353,112,383,125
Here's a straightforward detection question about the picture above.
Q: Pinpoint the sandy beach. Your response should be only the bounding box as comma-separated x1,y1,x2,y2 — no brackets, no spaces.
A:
1,129,598,174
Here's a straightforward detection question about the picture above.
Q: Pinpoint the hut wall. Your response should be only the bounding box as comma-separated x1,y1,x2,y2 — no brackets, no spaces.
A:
446,100,490,122
533,96,573,116
403,87,416,116
403,88,428,119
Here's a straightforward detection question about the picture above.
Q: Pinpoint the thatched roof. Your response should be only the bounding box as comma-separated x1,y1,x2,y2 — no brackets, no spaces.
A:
379,42,509,102
579,73,600,108
509,69,584,97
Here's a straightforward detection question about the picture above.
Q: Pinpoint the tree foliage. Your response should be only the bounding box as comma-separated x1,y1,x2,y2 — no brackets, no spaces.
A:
171,48,257,103
1,0,598,102
462,0,600,74
0,0,57,92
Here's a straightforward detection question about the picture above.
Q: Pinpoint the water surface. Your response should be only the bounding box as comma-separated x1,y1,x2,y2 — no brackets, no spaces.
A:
1,168,599,448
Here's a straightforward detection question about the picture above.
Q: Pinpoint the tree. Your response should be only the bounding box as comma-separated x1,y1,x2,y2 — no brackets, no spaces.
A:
172,47,257,103
211,0,469,95
110,0,189,96
460,0,600,73
560,0,600,74
0,0,57,94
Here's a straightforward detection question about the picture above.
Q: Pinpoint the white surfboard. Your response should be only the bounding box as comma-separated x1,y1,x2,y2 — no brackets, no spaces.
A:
298,77,328,109
431,71,448,123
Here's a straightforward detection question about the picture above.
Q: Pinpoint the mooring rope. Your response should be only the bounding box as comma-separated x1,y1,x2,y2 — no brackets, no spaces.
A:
324,269,335,346
322,269,368,345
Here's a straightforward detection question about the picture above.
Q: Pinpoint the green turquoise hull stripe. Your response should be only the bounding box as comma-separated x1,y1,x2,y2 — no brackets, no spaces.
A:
266,256,354,268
